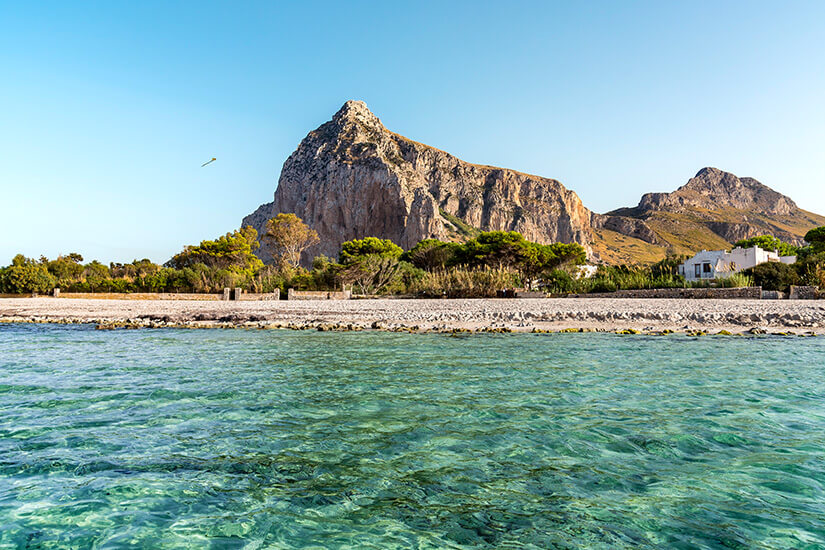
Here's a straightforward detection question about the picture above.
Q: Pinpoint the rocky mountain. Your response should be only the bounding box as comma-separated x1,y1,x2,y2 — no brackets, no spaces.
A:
243,101,593,263
244,101,824,266
592,167,825,264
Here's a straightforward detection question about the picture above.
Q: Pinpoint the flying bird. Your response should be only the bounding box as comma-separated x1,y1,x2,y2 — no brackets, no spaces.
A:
201,157,216,167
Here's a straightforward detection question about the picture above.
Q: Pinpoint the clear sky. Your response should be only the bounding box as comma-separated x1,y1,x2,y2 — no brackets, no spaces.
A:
2,1,824,264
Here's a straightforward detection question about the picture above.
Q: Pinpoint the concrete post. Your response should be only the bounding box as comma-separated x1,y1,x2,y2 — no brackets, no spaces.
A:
233,288,243,301
223,288,231,301
288,288,295,300
53,288,60,298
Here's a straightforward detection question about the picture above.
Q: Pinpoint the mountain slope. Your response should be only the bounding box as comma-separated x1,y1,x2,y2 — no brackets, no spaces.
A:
243,101,593,263
593,167,825,262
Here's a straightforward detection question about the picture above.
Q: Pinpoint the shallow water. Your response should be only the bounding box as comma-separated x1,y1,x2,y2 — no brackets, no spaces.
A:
1,324,824,549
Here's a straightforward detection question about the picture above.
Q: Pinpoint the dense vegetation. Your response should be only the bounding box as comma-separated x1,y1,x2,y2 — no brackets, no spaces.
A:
2,220,824,297
733,235,800,257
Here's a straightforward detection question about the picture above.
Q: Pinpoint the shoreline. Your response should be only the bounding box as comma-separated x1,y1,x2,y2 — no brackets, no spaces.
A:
1,297,824,335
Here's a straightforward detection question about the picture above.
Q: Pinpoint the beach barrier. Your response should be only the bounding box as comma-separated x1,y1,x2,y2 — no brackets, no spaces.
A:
287,289,351,300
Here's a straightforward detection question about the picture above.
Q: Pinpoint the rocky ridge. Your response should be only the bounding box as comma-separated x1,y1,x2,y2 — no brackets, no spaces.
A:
244,101,824,265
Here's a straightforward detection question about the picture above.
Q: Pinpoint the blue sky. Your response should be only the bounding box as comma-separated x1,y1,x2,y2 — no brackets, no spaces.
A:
2,1,824,263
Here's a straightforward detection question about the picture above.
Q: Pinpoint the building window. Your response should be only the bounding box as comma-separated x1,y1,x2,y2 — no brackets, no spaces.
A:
703,263,712,274
695,264,701,277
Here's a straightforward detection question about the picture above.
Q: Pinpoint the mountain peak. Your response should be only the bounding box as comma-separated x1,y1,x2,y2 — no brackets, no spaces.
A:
628,167,795,216
685,166,745,191
332,100,382,128
694,166,724,178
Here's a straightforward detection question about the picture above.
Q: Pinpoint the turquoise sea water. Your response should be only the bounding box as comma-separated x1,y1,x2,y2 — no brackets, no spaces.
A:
1,325,824,549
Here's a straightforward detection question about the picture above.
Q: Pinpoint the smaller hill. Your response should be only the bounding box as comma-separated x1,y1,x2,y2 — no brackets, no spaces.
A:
592,167,825,263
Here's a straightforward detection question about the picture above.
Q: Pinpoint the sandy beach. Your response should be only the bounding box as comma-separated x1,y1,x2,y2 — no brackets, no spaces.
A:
1,296,824,334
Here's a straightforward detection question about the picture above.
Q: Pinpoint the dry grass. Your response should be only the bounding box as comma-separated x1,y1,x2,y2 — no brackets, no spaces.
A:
409,266,520,298
590,229,666,265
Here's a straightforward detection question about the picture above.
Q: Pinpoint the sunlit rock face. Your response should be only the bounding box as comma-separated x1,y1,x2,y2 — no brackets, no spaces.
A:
243,100,593,264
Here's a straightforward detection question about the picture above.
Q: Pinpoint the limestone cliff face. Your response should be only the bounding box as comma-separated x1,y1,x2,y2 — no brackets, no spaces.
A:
244,101,593,263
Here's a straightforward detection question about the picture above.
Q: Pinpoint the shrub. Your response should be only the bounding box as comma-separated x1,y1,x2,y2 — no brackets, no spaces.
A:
543,269,577,294
795,252,825,288
744,262,799,292
340,255,402,294
409,266,520,298
718,272,753,288
587,277,618,293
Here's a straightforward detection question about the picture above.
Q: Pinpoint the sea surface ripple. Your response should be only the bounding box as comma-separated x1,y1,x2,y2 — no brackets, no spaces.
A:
1,324,824,549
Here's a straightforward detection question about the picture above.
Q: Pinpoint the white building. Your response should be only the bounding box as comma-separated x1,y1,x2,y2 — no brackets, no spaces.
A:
679,246,796,282
575,264,599,279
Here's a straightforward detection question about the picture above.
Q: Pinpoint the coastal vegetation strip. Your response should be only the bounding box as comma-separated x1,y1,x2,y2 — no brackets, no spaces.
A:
2,216,824,299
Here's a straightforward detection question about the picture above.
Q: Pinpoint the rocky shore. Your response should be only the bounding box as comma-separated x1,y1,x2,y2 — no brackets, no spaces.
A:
1,297,824,335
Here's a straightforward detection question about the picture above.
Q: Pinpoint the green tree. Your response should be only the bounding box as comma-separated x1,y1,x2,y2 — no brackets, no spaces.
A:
309,255,344,289
454,231,585,277
46,254,85,284
168,226,263,273
264,213,320,267
804,226,825,254
82,260,112,292
0,255,57,294
337,237,406,294
339,237,403,264
457,231,535,269
401,239,461,270
734,235,799,256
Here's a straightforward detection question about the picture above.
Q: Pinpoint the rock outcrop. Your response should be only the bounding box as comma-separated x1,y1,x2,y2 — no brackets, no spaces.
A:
243,100,593,263
634,167,797,216
591,213,660,245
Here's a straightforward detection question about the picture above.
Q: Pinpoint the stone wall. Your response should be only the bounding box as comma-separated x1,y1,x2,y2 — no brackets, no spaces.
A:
9,291,282,301
288,289,351,300
235,290,280,301
515,291,546,299
568,287,763,299
48,293,224,301
789,286,821,300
